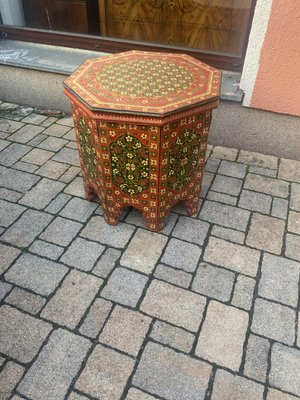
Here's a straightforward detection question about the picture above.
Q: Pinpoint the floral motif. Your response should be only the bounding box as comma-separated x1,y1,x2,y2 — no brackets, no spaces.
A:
110,133,149,196
97,59,194,98
77,117,98,179
167,128,201,190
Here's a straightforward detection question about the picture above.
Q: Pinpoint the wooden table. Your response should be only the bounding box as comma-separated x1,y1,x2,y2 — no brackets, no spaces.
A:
64,51,220,231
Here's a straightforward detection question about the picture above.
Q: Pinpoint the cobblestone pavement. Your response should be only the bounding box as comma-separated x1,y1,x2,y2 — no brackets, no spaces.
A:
0,101,300,400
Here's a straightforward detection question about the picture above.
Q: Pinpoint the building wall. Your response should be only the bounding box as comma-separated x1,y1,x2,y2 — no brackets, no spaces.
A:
241,0,300,117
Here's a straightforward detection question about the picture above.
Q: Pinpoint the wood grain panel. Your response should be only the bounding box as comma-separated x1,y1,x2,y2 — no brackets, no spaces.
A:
100,0,252,55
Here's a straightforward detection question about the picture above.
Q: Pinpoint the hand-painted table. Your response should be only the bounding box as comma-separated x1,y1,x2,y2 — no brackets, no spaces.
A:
63,51,220,231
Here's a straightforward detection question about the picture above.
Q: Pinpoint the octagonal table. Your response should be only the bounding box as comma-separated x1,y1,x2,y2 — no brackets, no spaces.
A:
64,51,220,231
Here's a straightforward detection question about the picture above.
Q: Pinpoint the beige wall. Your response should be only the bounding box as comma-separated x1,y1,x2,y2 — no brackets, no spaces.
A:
241,0,300,117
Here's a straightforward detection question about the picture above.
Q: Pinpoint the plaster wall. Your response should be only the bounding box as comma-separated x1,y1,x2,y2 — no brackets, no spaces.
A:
250,0,300,116
240,0,272,107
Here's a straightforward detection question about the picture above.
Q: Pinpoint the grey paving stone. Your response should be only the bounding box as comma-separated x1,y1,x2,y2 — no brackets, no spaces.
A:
0,118,24,133
204,237,260,277
238,150,278,170
99,305,151,356
9,124,44,143
18,328,91,400
206,190,237,205
29,240,64,260
133,341,212,400
249,165,277,177
200,172,214,197
278,158,300,183
0,281,12,301
42,123,70,137
231,275,256,310
172,216,209,245
60,197,97,222
45,193,71,214
196,301,249,371
160,238,202,273
35,160,69,179
0,361,25,400
120,229,167,274
0,187,23,202
38,136,68,151
218,159,247,178
246,213,285,254
0,143,31,166
244,334,270,383
2,209,53,248
0,168,40,193
40,116,58,127
68,392,90,400
81,216,135,248
0,243,21,274
0,356,5,367
66,141,77,149
41,270,103,329
239,189,272,214
59,166,81,183
258,253,300,307
52,147,80,166
21,148,54,166
57,116,74,127
211,369,264,400
19,178,65,210
63,128,76,140
101,267,148,307
199,200,250,231
92,247,121,278
205,157,220,173
125,208,178,235
285,234,300,261
60,238,105,271
211,146,238,161
40,216,82,246
0,199,26,227
75,344,135,400
244,174,289,197
150,320,195,353
211,225,245,244
267,388,300,400
64,176,86,197
0,138,9,151
251,298,296,345
27,133,48,147
272,197,289,219
79,298,112,338
125,388,158,400
192,262,235,301
154,264,192,288
141,280,206,332
13,160,39,173
22,113,48,125
5,253,68,296
269,343,300,397
0,305,52,363
288,211,300,234
290,183,300,211
210,175,243,196
298,311,300,348
5,287,46,314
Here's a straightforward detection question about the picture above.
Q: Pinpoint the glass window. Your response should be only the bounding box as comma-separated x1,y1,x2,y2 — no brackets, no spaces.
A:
0,0,253,57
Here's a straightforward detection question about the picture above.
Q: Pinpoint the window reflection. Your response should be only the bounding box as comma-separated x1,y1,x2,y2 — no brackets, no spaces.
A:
0,0,253,56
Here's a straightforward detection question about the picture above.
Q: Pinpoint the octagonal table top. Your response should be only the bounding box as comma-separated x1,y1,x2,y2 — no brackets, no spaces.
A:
64,50,220,117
